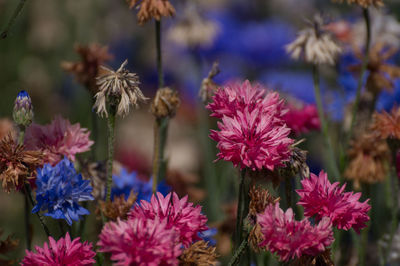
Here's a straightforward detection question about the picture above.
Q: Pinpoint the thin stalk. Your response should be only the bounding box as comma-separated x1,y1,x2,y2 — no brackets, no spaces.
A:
358,185,371,265
1,0,28,39
155,20,164,88
285,176,293,210
105,105,116,202
234,170,246,249
24,184,51,237
91,98,98,160
152,117,169,192
229,239,249,266
312,65,341,180
347,8,371,143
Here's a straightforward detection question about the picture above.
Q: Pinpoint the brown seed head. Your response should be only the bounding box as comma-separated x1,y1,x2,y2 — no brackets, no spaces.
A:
293,249,334,266
199,62,220,104
179,240,218,266
151,87,180,119
80,160,107,200
0,134,43,193
99,191,136,220
62,43,113,95
287,146,310,178
127,0,175,25
371,107,400,140
345,131,389,189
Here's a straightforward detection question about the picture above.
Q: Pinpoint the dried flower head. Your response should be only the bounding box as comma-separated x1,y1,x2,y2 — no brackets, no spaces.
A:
127,0,175,25
332,0,383,8
0,134,43,193
80,160,107,200
151,87,180,119
287,146,310,178
293,249,334,266
99,191,136,220
0,229,19,266
371,107,400,140
345,132,389,189
94,60,148,117
179,240,218,266
167,4,219,49
61,43,113,94
349,43,400,94
286,15,342,65
21,232,95,266
199,62,220,104
257,203,334,262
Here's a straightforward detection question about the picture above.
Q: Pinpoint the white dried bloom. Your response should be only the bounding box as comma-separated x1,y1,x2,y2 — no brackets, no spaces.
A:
94,60,148,117
167,4,219,48
286,16,342,65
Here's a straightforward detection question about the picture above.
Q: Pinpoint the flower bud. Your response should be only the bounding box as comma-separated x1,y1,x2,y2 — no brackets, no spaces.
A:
13,90,34,127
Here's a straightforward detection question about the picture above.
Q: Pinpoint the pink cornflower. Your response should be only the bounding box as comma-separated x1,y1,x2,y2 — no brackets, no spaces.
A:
21,232,95,266
210,106,293,171
206,80,286,120
257,203,333,262
25,116,93,165
283,102,320,135
97,217,181,266
128,192,208,247
296,171,371,233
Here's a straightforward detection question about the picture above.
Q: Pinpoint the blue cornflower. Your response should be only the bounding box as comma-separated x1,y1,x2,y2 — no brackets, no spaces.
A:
111,168,171,202
32,158,94,225
198,228,217,246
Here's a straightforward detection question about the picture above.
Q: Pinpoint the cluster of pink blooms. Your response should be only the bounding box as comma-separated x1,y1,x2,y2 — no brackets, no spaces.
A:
282,102,320,135
297,171,371,233
257,171,370,261
97,192,208,265
208,80,294,171
257,203,334,262
25,116,93,165
21,233,95,266
98,217,182,265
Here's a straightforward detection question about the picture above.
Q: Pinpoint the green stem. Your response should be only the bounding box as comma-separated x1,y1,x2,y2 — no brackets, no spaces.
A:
347,8,371,143
91,98,98,160
229,239,249,266
24,184,51,237
155,20,164,88
152,117,169,193
312,65,341,181
105,105,116,202
235,170,246,249
358,185,371,266
1,0,28,39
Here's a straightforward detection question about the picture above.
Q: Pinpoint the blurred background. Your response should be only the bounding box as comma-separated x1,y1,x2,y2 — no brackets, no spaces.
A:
2,0,400,264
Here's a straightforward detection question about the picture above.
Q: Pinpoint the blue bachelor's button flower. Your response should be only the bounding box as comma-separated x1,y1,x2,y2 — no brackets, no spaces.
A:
198,228,217,246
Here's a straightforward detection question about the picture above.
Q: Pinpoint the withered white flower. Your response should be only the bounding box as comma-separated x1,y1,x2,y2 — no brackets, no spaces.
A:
286,15,342,65
94,60,148,117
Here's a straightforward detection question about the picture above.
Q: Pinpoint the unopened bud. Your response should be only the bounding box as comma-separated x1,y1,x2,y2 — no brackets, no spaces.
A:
13,90,34,127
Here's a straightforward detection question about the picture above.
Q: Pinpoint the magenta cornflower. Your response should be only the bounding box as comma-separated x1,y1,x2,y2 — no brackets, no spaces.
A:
206,80,286,120
210,106,293,171
97,217,181,266
25,116,94,165
257,203,334,262
283,103,320,135
128,192,208,247
21,232,95,266
296,171,371,233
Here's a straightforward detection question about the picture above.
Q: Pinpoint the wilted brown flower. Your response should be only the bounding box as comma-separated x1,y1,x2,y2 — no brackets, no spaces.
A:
0,119,14,141
248,186,279,251
179,240,218,266
0,135,43,193
151,87,180,119
94,60,148,117
80,160,107,200
127,0,175,25
166,170,205,202
199,62,220,104
99,191,136,220
0,229,19,266
350,43,400,94
332,0,383,8
61,43,113,95
345,132,389,189
293,249,334,266
286,15,342,65
287,146,310,178
371,107,400,140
